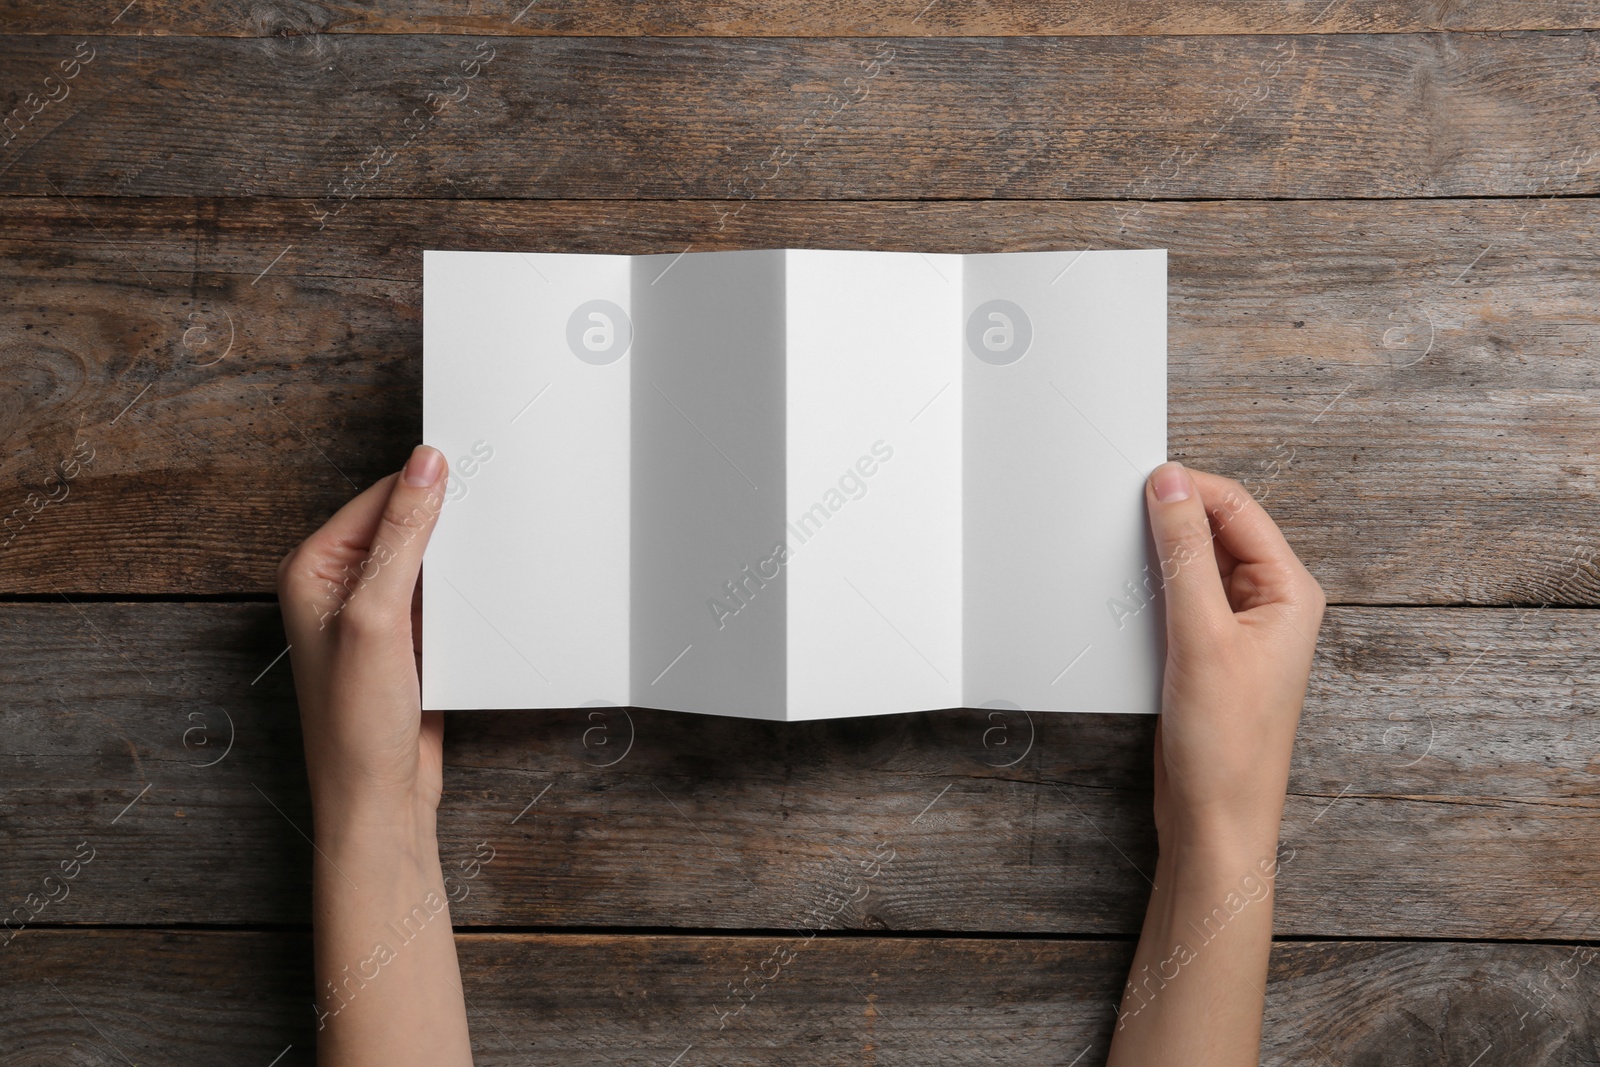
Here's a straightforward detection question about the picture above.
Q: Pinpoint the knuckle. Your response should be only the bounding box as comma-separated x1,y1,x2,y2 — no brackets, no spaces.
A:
1215,474,1249,500
376,506,413,545
378,490,440,547
1303,574,1328,615
338,589,399,640
1208,479,1253,523
1160,516,1212,570
276,545,314,600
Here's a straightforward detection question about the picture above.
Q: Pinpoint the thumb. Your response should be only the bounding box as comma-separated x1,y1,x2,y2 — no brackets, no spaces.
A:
343,445,449,632
1145,461,1231,641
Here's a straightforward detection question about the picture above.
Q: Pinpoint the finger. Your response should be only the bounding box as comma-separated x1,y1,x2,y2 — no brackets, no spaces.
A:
288,473,396,568
1188,469,1301,572
412,573,426,679
1188,469,1326,629
338,445,448,633
277,472,400,637
1145,461,1232,636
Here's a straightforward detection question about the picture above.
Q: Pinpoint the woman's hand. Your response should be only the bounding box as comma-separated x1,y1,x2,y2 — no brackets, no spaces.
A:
279,445,448,830
1107,461,1326,1067
277,445,473,1067
1146,461,1326,859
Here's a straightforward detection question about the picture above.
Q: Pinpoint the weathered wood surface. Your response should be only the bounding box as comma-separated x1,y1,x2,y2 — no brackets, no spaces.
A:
2,8,1596,1059
3,196,1596,603
4,0,1599,36
2,931,1597,1065
3,34,1600,200
3,602,1596,939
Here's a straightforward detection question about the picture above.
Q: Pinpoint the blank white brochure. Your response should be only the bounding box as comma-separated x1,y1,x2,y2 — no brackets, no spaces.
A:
423,247,1167,720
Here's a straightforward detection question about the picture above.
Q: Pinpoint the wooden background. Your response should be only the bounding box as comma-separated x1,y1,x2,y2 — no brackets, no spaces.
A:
3,1,1599,1063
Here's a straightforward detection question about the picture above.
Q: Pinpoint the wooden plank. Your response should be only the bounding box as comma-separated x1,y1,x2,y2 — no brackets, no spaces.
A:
3,1,1597,37
2,196,1597,603
1259,940,1600,1065
3,931,1596,1065
3,33,1599,200
2,602,1597,939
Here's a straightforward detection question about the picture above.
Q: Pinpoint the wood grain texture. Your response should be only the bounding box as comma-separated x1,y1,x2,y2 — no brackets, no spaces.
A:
1,1,1594,1057
3,0,1599,37
3,196,1597,603
2,931,1597,1066
2,602,1596,939
2,33,1600,200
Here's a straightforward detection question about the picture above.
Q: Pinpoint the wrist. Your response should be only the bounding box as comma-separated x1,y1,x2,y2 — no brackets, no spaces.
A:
1156,837,1282,889
1149,826,1289,921
1156,798,1284,866
312,790,441,863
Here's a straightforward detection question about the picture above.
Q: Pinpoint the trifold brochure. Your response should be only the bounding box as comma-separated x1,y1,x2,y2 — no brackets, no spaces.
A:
423,247,1166,720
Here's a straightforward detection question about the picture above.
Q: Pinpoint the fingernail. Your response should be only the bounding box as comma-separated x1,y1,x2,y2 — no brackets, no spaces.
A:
1151,462,1190,503
403,445,444,487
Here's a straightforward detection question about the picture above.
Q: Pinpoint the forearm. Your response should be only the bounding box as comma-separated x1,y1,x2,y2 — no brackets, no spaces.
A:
312,804,473,1067
1106,835,1282,1067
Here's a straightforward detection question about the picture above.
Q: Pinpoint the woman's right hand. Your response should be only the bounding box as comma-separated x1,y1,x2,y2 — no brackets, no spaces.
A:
1142,461,1326,857
1107,461,1326,1067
